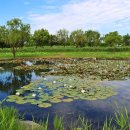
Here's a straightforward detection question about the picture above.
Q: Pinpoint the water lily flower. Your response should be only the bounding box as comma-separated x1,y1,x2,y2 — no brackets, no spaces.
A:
69,79,72,81
64,84,67,87
32,94,36,97
38,87,42,90
81,89,86,94
53,81,56,84
16,92,20,96
43,78,47,80
69,85,73,88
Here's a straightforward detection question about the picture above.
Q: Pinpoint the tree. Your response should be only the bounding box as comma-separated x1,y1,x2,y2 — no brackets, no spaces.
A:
85,30,101,47
56,29,69,47
49,34,58,47
33,29,50,48
104,31,123,47
4,18,30,58
0,26,7,49
70,29,85,47
123,34,130,46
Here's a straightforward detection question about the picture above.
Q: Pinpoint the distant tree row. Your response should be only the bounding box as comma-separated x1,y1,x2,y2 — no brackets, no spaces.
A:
0,18,130,58
31,29,130,48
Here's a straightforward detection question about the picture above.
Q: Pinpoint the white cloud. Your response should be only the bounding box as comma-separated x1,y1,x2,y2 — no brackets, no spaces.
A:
27,0,130,34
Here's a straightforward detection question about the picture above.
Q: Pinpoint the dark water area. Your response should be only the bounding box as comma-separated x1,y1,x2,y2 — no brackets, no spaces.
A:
0,60,130,129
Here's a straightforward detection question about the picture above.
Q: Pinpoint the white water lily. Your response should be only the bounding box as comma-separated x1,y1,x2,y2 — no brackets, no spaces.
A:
81,89,86,94
38,87,42,90
32,94,36,97
69,85,73,88
43,78,47,80
64,84,67,87
53,81,56,84
16,92,20,96
69,79,72,81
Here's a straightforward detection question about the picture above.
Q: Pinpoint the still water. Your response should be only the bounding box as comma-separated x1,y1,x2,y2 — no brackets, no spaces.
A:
0,60,130,129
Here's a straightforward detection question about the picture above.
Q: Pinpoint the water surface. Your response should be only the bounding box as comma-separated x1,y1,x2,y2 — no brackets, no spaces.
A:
0,60,130,129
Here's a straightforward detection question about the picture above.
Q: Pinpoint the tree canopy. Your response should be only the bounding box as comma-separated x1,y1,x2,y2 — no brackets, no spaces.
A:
104,31,123,47
3,18,30,58
33,29,50,48
1,18,130,58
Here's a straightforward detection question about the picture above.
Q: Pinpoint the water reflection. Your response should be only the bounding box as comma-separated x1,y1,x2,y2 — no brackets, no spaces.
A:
0,62,41,100
1,61,130,129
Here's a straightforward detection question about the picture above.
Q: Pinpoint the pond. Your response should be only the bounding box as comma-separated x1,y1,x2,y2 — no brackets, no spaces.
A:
0,59,130,130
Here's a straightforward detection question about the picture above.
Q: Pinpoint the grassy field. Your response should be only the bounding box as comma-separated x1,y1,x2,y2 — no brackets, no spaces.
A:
0,46,130,59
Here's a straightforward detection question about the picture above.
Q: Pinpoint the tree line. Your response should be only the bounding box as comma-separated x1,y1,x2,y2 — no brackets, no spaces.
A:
0,18,130,58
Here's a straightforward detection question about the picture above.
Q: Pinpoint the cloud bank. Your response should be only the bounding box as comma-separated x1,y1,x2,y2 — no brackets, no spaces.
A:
28,0,130,34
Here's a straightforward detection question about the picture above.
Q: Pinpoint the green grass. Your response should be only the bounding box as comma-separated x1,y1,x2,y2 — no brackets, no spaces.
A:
0,51,130,59
0,106,48,130
0,105,130,130
0,46,130,59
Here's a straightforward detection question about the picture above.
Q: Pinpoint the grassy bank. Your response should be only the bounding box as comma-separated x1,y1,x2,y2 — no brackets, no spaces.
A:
0,105,130,130
1,51,130,59
0,46,130,59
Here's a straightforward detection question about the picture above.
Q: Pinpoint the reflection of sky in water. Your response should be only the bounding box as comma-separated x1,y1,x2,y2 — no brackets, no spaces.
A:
1,61,130,129
4,79,130,129
0,71,13,84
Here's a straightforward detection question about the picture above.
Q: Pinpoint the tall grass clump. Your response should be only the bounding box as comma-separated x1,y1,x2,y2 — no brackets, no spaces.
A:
0,106,26,130
54,115,65,130
114,107,130,130
0,104,130,130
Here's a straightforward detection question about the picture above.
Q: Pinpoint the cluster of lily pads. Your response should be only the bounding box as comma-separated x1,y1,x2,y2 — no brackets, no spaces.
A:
0,67,4,71
45,59,130,80
6,76,117,108
14,64,49,71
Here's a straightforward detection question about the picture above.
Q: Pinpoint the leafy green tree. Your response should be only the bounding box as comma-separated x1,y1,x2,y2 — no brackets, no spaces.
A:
70,29,85,47
85,30,101,46
19,24,31,48
33,29,50,48
0,26,7,49
104,31,123,47
4,18,30,58
56,29,69,47
123,34,130,46
49,34,58,47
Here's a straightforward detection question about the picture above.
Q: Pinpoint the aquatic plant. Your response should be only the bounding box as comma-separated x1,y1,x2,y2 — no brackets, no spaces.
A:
6,75,117,108
0,103,130,130
14,64,50,71
0,67,4,71
54,115,65,130
43,59,130,81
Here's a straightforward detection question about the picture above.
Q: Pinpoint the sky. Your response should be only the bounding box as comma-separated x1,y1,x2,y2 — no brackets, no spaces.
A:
0,0,130,35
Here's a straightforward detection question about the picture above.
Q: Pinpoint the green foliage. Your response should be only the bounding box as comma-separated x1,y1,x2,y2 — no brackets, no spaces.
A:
0,26,8,49
33,29,50,47
123,34,130,46
104,31,123,47
0,106,26,130
1,18,30,58
114,107,130,130
70,29,85,47
0,104,130,130
85,30,101,46
49,34,58,47
56,29,69,47
54,115,65,130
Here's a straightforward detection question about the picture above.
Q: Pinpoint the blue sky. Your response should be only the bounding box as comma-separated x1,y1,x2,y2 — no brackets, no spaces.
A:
0,0,130,34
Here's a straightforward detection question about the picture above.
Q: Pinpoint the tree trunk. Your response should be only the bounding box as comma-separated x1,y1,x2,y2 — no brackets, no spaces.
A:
12,46,16,58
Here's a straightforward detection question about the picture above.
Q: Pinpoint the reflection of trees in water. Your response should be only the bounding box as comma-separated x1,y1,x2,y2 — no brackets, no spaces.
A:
0,69,33,95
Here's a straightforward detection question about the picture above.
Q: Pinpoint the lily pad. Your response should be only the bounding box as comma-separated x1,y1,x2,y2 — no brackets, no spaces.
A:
38,103,52,108
62,98,73,102
49,98,62,103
